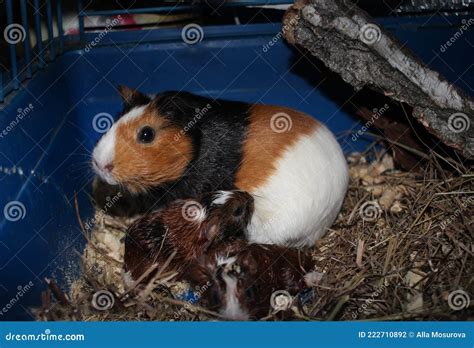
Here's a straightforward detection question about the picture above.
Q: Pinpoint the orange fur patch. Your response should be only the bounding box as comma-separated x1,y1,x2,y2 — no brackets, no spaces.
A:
235,104,319,192
113,104,193,193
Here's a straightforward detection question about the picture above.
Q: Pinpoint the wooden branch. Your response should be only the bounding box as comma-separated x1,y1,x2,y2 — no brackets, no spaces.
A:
283,0,474,158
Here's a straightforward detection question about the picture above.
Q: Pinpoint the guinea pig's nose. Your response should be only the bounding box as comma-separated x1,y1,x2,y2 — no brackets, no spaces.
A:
104,163,114,172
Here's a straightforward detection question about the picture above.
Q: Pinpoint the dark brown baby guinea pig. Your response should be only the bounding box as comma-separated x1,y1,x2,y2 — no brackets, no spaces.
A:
124,190,254,281
184,241,317,320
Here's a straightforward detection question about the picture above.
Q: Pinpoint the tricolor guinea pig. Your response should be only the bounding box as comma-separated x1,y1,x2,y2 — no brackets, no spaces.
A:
92,86,348,247
124,190,254,281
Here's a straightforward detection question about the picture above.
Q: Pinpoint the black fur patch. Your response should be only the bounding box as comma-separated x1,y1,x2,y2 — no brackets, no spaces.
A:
150,92,250,207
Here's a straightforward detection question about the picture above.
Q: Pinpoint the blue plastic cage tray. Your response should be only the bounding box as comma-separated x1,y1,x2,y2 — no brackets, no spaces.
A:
0,10,472,320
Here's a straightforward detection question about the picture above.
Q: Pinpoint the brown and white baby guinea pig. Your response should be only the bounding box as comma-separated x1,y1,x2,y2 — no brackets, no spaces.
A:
185,240,318,320
124,190,254,281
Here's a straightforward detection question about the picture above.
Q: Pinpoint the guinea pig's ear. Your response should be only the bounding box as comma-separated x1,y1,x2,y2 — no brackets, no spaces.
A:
117,85,150,107
203,221,221,241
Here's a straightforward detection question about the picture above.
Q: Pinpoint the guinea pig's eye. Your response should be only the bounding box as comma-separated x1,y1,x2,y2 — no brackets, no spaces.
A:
232,206,244,218
137,126,156,144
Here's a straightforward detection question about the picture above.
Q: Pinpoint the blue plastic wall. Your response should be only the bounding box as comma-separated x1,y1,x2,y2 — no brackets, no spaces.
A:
0,17,472,320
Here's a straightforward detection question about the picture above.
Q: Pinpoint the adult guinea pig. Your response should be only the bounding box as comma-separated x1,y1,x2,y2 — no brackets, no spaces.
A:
124,190,254,281
92,86,348,247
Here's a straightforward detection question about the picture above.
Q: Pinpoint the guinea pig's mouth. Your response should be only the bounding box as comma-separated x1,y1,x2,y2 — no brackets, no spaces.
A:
91,160,118,186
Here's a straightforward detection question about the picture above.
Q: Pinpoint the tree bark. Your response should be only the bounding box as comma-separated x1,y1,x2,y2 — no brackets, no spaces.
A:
283,0,474,159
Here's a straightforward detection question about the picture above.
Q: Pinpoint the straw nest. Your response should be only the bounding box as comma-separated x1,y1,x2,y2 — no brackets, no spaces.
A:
35,150,473,321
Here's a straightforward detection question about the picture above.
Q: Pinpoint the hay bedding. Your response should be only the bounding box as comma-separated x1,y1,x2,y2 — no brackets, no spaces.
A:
35,151,473,321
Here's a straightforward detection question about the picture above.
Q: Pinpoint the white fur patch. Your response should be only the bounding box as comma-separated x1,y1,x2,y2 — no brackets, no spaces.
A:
92,105,148,185
246,125,348,247
121,105,148,124
212,191,234,205
92,124,117,185
215,255,237,267
220,272,249,321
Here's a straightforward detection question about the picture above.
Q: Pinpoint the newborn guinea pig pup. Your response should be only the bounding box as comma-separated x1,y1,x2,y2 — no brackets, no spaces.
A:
185,241,317,320
92,86,348,247
124,190,254,281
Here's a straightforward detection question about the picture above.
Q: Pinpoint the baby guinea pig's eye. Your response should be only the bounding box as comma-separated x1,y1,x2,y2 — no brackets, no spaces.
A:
232,206,244,218
137,126,156,144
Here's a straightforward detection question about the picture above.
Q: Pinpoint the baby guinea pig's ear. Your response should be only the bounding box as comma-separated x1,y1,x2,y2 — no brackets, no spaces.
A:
117,85,150,107
203,217,222,242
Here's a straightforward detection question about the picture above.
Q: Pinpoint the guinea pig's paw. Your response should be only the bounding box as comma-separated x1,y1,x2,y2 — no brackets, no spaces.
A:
224,262,242,277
